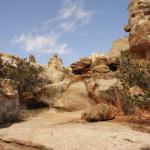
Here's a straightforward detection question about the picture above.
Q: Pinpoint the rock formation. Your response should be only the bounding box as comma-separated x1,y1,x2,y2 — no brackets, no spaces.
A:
125,0,150,59
81,103,116,122
36,54,123,113
70,58,92,75
48,54,64,72
29,54,36,64
40,54,65,83
0,79,19,123
0,53,17,64
108,37,129,57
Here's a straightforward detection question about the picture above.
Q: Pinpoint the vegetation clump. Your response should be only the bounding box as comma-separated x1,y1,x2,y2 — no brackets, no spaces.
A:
117,50,150,114
0,56,43,103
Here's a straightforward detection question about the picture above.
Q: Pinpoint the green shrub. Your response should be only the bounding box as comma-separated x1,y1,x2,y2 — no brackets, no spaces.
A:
118,50,150,89
118,50,150,114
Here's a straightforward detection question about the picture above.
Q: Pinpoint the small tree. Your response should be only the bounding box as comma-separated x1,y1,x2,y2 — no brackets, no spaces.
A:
7,57,43,103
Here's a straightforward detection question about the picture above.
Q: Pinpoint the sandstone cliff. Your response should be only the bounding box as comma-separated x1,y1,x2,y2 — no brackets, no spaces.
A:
107,36,129,57
125,0,150,59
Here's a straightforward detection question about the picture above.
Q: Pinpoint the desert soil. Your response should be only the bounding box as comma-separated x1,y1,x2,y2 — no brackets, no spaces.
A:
0,109,150,150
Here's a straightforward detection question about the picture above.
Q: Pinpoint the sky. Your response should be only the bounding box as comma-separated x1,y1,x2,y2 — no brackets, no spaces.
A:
0,0,129,66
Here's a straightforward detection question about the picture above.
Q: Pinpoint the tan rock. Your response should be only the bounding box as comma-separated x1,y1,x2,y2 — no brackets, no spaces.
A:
53,81,96,111
81,103,115,122
40,54,65,83
91,78,124,113
0,79,19,123
36,80,71,105
92,64,110,73
108,37,129,57
0,53,18,65
48,54,64,72
41,66,65,83
89,53,108,67
125,0,150,59
129,86,144,97
70,58,92,75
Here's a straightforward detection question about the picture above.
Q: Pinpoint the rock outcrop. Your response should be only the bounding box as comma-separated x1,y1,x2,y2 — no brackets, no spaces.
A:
53,80,96,111
125,0,150,59
70,58,92,75
36,75,124,113
0,79,19,123
48,54,64,72
36,54,122,113
81,103,116,122
108,37,129,57
0,53,17,64
29,54,36,64
40,54,65,83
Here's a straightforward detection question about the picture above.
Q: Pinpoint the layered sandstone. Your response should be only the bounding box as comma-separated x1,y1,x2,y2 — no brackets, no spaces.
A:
108,37,129,57
125,0,150,59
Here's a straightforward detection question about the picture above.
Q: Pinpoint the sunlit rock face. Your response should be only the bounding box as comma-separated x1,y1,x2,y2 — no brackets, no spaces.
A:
70,58,92,75
108,37,129,57
48,54,64,72
40,54,65,83
125,0,150,59
0,53,16,64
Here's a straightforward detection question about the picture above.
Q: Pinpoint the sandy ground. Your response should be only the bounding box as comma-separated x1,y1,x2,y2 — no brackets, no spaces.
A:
0,109,150,150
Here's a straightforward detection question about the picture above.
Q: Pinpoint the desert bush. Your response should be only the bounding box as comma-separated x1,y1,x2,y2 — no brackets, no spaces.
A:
118,50,150,114
123,94,150,115
118,50,150,89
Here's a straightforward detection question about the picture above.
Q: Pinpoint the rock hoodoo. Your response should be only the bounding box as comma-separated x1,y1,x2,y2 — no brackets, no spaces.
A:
125,0,150,59
48,54,64,72
40,54,65,83
29,54,36,64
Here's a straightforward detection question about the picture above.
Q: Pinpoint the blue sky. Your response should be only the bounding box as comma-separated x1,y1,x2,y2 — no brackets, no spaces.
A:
0,0,129,66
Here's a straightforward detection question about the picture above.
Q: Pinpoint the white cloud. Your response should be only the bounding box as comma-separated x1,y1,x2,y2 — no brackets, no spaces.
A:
44,0,94,33
60,0,94,32
11,33,73,54
11,0,94,55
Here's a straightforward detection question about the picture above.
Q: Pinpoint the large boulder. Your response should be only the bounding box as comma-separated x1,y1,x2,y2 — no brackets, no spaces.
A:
81,103,115,122
125,0,150,59
36,80,71,105
92,78,123,102
53,81,96,111
86,78,124,113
